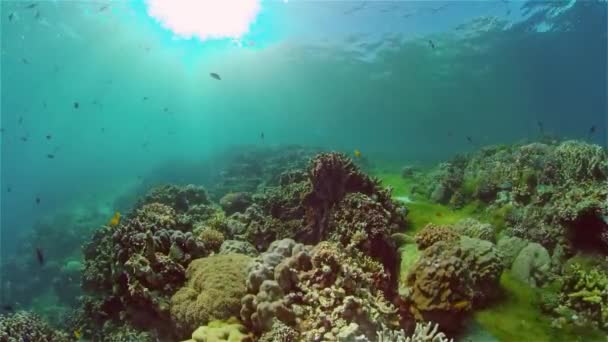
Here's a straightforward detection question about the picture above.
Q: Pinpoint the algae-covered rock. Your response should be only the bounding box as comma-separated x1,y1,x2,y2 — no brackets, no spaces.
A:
183,319,253,342
453,218,497,242
510,242,551,287
497,236,528,268
220,192,253,215
171,254,253,336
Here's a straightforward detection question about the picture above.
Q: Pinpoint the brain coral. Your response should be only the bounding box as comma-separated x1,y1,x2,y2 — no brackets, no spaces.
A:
170,253,253,337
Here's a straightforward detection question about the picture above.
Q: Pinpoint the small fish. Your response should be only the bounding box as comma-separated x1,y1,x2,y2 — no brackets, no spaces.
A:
35,247,44,265
43,101,47,109
588,125,596,138
260,132,264,140
210,72,221,80
537,121,544,134
453,300,470,310
99,4,109,12
46,134,52,140
1,304,14,312
21,136,28,142
7,187,11,193
47,154,54,159
74,329,82,339
35,197,41,205
8,12,15,22
18,116,23,124
21,58,29,64
101,127,105,133
34,10,40,19
109,211,121,227
466,136,474,145
143,96,148,101
73,101,79,109
428,40,436,49
163,107,169,113
25,3,38,9
354,149,361,158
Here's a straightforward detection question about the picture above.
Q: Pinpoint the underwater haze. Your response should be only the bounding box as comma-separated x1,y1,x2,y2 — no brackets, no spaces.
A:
1,1,607,341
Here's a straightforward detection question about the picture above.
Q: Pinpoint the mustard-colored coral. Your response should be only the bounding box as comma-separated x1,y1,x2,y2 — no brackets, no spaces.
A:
414,223,459,250
182,319,253,342
171,254,252,337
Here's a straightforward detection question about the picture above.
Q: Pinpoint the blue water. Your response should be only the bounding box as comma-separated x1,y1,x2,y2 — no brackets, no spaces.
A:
0,0,606,283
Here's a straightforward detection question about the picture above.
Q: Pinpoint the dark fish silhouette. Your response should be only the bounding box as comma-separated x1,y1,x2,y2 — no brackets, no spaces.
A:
21,136,28,142
34,10,40,19
101,127,105,133
260,132,264,140
210,72,221,80
21,58,29,64
163,107,169,112
35,247,44,265
46,134,52,140
99,4,110,12
73,102,79,109
466,136,475,145
47,154,54,159
1,305,14,312
7,187,11,193
8,12,15,22
428,40,436,49
537,121,544,134
25,3,38,9
18,116,23,124
589,125,596,137
35,197,41,204
143,96,148,101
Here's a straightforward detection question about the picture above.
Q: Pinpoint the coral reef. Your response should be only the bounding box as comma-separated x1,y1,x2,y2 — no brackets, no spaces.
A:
452,218,496,242
220,240,259,257
404,236,503,331
184,319,253,342
418,140,608,254
220,192,253,215
170,253,252,337
414,224,459,250
241,240,400,340
0,311,69,342
548,263,608,330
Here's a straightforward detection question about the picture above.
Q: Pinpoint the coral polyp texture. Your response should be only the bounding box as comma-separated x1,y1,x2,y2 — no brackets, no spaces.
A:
0,311,70,342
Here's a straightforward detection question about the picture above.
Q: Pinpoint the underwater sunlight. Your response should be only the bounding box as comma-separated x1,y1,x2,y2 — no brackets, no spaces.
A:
1,0,607,341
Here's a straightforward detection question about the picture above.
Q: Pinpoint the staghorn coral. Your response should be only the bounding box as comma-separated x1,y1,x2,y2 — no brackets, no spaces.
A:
0,311,70,342
377,322,453,342
170,253,252,337
414,224,459,250
404,236,503,331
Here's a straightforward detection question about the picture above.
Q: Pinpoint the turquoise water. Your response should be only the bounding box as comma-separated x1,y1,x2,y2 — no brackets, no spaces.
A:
1,1,606,341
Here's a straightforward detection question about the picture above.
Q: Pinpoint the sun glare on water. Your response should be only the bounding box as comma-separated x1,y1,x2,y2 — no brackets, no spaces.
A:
146,0,262,41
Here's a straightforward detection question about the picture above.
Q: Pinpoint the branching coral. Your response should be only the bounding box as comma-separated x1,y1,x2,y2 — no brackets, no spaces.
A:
0,311,70,342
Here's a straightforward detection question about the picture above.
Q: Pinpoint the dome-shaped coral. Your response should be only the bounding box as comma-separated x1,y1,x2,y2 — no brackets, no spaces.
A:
170,253,252,337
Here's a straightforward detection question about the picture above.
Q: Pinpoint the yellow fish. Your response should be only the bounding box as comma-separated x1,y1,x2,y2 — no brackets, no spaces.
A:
74,329,82,339
453,300,470,310
354,149,361,158
109,211,121,227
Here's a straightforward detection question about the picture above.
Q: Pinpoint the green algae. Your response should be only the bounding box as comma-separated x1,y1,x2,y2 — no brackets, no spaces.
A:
475,272,606,342
398,243,421,284
375,172,416,198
